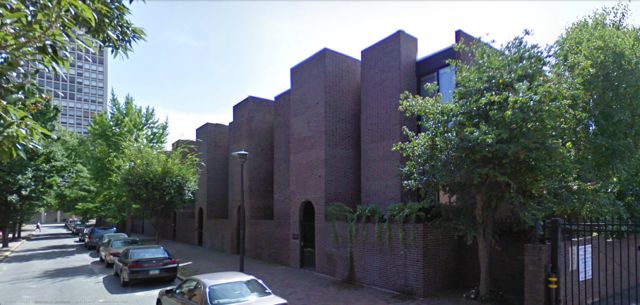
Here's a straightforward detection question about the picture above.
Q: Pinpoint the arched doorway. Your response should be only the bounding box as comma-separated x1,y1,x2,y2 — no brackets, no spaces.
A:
300,201,316,269
171,211,177,240
197,207,203,247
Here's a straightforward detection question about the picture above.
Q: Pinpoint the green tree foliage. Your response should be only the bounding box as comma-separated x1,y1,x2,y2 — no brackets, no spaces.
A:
49,130,97,220
0,100,62,247
0,0,145,161
394,33,581,297
553,4,640,219
86,93,168,224
395,5,640,297
119,144,199,243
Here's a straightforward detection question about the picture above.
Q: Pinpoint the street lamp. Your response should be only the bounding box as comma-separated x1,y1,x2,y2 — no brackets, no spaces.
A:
231,150,249,272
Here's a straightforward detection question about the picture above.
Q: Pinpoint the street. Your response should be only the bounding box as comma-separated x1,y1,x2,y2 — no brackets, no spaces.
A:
0,224,175,305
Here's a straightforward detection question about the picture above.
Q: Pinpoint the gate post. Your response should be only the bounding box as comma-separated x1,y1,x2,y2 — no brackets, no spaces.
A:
549,218,564,305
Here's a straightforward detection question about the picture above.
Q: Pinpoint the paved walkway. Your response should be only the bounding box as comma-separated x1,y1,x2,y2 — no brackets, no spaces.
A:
0,224,36,262
149,237,480,305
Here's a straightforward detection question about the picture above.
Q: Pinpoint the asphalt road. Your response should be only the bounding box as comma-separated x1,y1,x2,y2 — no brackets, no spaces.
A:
0,224,176,305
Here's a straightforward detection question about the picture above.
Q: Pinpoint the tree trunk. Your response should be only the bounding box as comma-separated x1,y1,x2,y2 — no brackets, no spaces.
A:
11,222,17,240
126,209,132,236
1,224,8,248
152,218,160,244
475,193,493,297
17,223,22,239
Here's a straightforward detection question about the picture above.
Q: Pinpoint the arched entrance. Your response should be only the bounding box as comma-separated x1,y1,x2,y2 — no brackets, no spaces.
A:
300,201,316,269
197,207,203,247
171,211,177,240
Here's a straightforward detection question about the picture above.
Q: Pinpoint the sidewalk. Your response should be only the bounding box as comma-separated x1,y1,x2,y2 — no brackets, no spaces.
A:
152,237,479,305
0,224,36,262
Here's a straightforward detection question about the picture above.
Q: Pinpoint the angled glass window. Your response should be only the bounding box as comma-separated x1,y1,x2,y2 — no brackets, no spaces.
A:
438,66,456,103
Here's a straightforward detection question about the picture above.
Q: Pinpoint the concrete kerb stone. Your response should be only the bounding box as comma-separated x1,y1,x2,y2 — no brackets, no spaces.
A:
0,239,26,263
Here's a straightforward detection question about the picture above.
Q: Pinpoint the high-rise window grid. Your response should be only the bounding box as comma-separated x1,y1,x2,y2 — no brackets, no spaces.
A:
35,45,108,135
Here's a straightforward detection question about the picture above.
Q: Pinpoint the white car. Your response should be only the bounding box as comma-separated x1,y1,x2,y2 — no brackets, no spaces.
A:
157,272,287,305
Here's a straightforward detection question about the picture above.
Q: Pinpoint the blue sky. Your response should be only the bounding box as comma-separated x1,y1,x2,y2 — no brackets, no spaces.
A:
108,1,640,146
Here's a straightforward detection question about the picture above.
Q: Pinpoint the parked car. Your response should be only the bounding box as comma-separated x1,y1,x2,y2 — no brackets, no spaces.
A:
113,245,178,287
79,225,93,242
96,232,128,255
71,222,86,235
66,219,80,231
157,272,288,305
84,226,116,250
99,237,140,267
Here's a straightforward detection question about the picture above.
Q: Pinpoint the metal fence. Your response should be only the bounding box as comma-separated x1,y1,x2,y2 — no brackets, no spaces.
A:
548,219,640,305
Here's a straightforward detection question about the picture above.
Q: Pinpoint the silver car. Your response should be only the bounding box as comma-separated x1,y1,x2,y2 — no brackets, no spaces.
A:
96,232,128,255
157,272,287,305
99,237,141,267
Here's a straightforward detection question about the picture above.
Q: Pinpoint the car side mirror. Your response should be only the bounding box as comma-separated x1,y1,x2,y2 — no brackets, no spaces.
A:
165,288,175,295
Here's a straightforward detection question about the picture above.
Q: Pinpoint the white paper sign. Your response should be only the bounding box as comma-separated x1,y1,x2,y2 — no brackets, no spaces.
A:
578,244,592,281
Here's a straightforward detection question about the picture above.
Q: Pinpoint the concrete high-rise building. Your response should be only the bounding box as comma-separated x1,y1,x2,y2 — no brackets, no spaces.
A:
35,45,108,135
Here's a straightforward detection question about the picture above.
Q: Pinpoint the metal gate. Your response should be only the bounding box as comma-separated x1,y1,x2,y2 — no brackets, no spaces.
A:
549,219,640,305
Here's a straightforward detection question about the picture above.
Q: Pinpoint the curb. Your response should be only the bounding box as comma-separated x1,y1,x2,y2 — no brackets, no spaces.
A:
0,239,26,263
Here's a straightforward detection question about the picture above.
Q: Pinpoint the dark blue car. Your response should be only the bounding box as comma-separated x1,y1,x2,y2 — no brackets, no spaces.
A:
84,226,116,250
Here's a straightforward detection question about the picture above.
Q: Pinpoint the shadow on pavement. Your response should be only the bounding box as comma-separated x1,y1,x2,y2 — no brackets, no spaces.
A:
33,263,98,282
29,233,74,241
17,243,78,253
102,274,176,295
4,247,83,264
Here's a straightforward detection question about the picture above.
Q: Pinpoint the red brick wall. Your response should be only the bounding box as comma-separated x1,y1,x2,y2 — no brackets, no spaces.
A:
288,48,361,270
524,243,550,305
228,97,274,221
360,30,417,209
273,90,292,265
195,123,229,220
320,222,466,297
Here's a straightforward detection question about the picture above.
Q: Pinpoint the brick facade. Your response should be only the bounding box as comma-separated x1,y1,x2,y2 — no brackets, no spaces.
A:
361,30,417,209
144,29,530,301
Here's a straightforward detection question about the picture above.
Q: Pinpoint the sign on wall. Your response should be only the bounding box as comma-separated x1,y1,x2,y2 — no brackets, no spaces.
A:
574,244,592,281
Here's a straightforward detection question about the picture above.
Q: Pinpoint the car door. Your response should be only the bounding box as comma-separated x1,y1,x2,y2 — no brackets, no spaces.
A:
173,279,205,305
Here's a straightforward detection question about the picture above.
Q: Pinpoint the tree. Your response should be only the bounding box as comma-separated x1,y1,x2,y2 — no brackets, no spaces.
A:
0,0,145,161
85,93,168,226
0,100,62,247
49,130,97,220
394,33,582,297
119,144,199,243
553,4,640,219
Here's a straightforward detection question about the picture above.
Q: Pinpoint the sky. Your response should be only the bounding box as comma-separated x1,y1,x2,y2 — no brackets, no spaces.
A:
108,1,640,147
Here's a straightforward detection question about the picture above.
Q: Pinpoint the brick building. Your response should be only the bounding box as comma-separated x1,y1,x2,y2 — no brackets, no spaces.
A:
145,29,525,301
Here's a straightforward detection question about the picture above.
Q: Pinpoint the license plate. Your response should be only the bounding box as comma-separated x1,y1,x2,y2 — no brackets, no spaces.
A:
149,270,160,275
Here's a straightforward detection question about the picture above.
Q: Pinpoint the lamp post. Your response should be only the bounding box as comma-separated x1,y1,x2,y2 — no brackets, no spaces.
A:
231,150,249,272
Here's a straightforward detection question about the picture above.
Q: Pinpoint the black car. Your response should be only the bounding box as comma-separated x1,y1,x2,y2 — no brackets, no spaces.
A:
112,245,178,287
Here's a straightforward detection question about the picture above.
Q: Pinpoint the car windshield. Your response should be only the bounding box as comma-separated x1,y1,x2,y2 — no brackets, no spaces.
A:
129,248,168,259
103,233,126,241
208,279,272,305
111,239,140,248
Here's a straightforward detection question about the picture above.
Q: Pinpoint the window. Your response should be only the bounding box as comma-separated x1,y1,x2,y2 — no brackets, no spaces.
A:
438,66,456,103
419,65,456,103
208,279,272,305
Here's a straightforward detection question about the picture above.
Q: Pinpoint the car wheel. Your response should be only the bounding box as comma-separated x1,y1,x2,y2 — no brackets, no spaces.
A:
120,272,129,287
156,300,162,305
105,261,112,268
99,254,104,262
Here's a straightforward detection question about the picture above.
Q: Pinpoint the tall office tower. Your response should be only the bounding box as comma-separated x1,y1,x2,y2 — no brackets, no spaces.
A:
35,45,108,135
